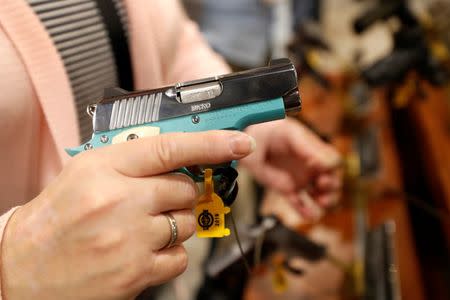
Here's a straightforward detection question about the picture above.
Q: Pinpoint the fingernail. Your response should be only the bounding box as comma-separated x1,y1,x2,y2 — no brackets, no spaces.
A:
229,133,256,156
324,153,342,168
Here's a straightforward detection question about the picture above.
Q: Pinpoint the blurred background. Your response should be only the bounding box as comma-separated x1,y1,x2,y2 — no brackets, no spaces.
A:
169,0,450,299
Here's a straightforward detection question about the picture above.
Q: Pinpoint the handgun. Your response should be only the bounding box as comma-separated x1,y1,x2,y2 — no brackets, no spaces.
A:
66,58,301,194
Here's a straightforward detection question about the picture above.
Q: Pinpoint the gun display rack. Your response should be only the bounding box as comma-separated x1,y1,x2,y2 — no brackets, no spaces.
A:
350,0,450,298
388,78,450,300
243,73,425,300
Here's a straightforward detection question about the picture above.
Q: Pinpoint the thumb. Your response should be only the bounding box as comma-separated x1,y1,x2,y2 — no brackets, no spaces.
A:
287,121,341,170
103,130,256,177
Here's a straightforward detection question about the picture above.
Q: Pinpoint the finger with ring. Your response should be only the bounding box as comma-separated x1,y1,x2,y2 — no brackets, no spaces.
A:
152,209,196,250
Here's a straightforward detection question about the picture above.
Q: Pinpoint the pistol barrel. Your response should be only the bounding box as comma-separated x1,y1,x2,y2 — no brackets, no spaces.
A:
283,89,301,117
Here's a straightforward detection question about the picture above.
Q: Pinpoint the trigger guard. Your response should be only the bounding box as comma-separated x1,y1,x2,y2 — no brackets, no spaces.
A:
178,164,239,206
177,167,223,182
178,167,203,182
222,182,238,206
178,161,238,182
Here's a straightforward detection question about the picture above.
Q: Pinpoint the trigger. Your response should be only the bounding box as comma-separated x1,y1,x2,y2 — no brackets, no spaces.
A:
222,182,238,206
215,167,239,206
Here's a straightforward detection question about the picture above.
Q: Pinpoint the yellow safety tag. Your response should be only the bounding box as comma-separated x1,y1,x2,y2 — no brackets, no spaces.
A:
195,169,231,238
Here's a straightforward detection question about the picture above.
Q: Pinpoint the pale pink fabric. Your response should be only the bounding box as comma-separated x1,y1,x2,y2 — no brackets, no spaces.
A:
0,0,230,297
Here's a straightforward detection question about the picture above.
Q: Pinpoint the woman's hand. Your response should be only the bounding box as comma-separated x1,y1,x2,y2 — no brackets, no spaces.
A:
1,131,254,300
242,118,342,214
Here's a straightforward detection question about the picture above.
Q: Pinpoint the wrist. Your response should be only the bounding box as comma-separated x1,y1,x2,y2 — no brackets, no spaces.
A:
1,206,23,300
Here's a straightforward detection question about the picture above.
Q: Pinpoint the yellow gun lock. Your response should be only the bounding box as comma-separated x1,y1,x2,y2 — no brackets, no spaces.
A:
195,169,231,238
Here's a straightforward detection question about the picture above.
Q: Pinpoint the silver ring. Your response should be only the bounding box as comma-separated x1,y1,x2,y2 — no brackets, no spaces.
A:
163,213,178,249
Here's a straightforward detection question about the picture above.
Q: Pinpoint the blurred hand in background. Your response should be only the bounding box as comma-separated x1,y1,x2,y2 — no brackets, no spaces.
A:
243,118,342,219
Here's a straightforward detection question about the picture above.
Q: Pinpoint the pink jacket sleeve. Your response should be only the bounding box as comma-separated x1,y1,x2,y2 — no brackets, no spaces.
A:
0,1,231,298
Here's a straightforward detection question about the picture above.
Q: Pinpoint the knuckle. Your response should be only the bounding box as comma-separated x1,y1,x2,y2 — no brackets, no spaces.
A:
174,174,199,204
174,247,189,274
76,188,123,223
142,254,159,280
206,131,228,156
89,229,126,253
185,213,197,236
88,188,119,210
154,135,178,169
145,188,160,213
141,247,189,287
